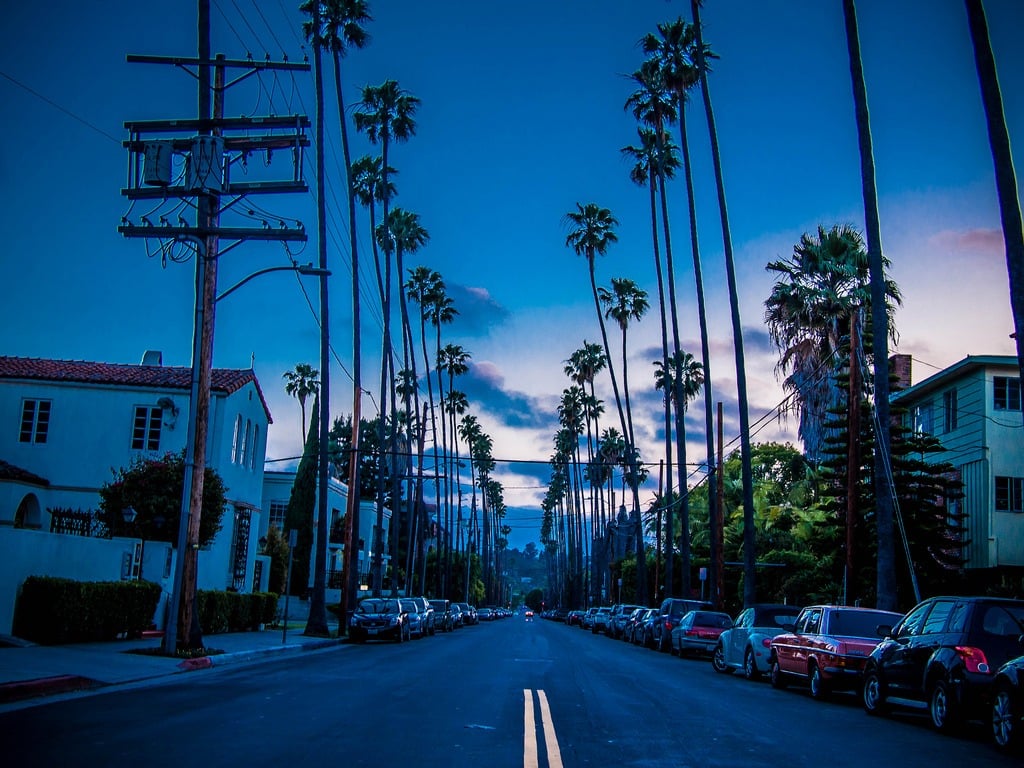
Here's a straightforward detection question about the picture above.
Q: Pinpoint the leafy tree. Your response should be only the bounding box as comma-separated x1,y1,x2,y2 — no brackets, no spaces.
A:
263,524,290,595
284,398,319,597
99,451,226,548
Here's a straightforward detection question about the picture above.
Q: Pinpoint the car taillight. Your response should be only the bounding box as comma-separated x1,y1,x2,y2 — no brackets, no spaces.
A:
664,620,673,631
686,629,700,637
955,646,991,674
762,638,773,648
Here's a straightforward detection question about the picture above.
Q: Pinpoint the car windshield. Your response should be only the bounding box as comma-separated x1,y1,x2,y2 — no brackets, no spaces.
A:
828,609,900,638
357,599,400,615
400,600,417,612
755,608,801,628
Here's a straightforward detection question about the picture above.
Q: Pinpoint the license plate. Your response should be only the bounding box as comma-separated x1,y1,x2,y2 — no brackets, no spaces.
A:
368,628,378,635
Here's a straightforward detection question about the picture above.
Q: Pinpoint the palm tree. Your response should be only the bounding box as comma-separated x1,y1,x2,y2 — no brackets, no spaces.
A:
598,278,649,451
964,0,1024,384
621,124,686,596
283,364,320,443
564,203,648,603
301,0,372,633
690,0,757,608
841,0,897,610
643,15,720,603
437,343,470,595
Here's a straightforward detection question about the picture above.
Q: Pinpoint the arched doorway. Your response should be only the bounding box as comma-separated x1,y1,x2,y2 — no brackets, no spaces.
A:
13,493,42,530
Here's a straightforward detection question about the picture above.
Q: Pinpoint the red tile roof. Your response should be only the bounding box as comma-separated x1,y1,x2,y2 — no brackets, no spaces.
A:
0,356,272,423
0,459,49,486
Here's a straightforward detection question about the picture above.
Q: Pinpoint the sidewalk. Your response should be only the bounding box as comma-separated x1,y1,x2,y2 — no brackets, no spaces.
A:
0,624,346,710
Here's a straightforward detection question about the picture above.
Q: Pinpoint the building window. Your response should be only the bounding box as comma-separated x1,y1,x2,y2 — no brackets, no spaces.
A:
268,500,287,531
251,425,260,470
232,415,243,464
943,389,958,432
996,477,1023,513
913,401,933,435
131,406,162,451
240,419,251,468
994,376,1022,411
19,399,51,443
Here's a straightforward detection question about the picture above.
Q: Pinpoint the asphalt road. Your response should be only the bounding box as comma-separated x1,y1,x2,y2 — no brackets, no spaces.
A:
0,616,1017,767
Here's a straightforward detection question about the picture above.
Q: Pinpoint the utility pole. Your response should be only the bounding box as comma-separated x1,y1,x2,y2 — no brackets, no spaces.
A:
119,0,309,654
845,313,861,605
715,402,725,609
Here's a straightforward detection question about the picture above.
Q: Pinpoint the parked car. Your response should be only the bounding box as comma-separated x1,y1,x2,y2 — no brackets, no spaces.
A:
712,603,803,680
770,605,902,700
582,607,599,630
454,602,478,625
992,654,1024,753
477,607,494,621
349,597,411,644
671,610,733,657
592,606,613,634
652,598,714,652
400,598,428,639
623,608,651,644
637,608,663,648
429,599,455,632
861,596,1024,732
609,604,644,639
566,610,585,627
450,603,464,628
407,596,436,636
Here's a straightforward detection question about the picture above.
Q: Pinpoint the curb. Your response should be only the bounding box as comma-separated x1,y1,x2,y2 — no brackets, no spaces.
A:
0,674,102,704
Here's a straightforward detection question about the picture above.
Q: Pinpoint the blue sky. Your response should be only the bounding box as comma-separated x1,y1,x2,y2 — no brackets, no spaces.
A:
1,1,1021,548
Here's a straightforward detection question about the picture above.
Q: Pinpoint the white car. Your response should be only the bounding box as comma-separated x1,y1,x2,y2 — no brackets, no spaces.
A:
712,604,802,679
592,606,613,634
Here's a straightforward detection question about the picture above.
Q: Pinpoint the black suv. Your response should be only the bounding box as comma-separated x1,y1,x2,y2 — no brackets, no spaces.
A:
652,598,713,653
862,596,1024,732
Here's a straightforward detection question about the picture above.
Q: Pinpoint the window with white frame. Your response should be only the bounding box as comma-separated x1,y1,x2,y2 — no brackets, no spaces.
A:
943,388,958,432
251,425,260,470
268,500,287,530
913,401,934,435
232,414,243,463
19,399,51,443
131,406,162,451
240,419,251,467
996,476,1023,513
994,376,1022,411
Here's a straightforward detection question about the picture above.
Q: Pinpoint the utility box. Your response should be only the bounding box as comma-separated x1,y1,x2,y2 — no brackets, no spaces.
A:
142,141,173,186
185,135,224,194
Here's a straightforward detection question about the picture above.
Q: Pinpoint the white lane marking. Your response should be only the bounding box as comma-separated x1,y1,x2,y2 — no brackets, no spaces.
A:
524,689,538,768
536,689,563,768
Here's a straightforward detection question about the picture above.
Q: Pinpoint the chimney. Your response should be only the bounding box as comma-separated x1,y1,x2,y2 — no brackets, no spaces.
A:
140,350,163,367
889,354,912,391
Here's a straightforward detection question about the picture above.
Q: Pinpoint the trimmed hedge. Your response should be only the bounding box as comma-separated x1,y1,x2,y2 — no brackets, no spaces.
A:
13,576,160,645
197,590,278,634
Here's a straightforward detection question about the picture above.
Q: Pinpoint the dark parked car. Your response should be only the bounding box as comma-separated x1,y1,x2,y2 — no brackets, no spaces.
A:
429,599,455,632
622,608,650,644
651,598,714,652
637,608,664,648
349,597,410,643
862,596,1024,732
609,604,643,639
770,605,902,700
454,602,478,625
992,654,1024,753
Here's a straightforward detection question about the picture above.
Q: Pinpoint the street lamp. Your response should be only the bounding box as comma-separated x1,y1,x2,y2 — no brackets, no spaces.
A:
216,263,330,302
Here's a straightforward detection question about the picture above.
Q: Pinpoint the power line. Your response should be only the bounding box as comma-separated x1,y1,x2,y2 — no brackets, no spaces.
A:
0,69,121,144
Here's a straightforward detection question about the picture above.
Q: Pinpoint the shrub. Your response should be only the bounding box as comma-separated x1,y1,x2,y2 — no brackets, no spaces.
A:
197,590,279,634
13,576,159,644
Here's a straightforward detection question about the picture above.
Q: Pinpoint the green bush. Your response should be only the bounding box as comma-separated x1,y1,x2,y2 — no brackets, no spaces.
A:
197,590,279,634
13,576,160,645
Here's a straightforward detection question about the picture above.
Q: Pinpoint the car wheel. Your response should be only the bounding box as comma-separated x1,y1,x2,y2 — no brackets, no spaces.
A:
712,643,731,674
743,648,760,681
809,664,830,701
862,668,887,715
770,658,788,689
992,685,1021,752
929,679,959,733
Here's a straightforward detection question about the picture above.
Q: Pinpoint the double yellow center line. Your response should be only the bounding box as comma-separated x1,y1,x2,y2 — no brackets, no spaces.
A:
523,689,563,768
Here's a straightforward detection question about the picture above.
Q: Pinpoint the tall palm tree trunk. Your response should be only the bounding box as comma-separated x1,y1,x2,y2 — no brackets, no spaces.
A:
692,0,756,607
842,0,896,610
965,0,1024,381
675,96,718,607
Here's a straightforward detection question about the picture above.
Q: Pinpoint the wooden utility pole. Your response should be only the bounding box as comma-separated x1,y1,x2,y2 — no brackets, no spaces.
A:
845,313,861,605
120,0,309,653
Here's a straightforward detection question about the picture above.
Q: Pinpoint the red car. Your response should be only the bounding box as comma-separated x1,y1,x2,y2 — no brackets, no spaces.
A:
769,605,902,700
